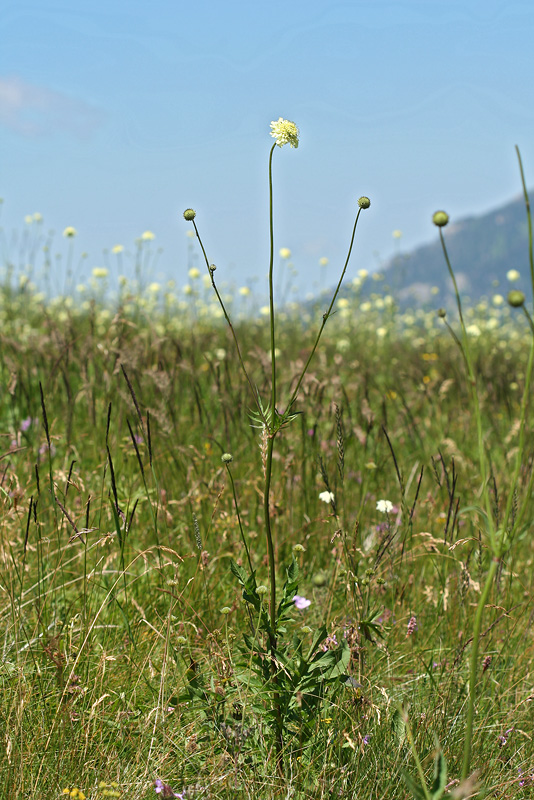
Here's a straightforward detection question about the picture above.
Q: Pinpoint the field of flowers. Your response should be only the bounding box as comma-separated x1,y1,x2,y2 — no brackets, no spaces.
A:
1,123,533,799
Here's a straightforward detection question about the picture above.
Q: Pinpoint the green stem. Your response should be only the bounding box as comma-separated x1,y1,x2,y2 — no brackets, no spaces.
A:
461,556,499,779
502,307,534,535
438,230,496,552
403,706,432,800
515,146,534,300
192,220,267,427
225,463,254,574
264,434,277,638
268,143,277,422
286,207,363,412
266,142,284,772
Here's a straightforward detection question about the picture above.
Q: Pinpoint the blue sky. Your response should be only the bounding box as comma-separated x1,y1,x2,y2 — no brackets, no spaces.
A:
2,0,534,298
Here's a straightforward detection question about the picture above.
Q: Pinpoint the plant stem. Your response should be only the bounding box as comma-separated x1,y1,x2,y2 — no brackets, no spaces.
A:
461,556,499,779
191,220,267,427
286,206,363,412
515,146,534,300
438,230,496,552
268,143,277,421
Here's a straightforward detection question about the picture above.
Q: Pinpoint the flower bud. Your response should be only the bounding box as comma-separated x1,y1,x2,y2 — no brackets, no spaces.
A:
437,308,447,318
432,211,449,227
358,196,371,209
183,208,196,221
221,453,233,463
507,290,525,308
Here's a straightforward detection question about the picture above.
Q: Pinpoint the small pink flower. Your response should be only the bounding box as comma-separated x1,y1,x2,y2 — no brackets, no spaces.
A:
293,595,311,610
406,615,418,636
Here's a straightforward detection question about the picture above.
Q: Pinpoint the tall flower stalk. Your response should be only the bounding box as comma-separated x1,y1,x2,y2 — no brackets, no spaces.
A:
183,118,369,767
433,155,534,779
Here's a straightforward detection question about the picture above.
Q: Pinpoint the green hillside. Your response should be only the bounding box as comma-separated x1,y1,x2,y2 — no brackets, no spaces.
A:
383,192,532,306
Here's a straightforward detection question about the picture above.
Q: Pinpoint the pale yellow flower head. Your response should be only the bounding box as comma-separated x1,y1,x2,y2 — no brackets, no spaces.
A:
63,226,77,238
92,267,108,279
239,286,251,296
111,244,124,254
188,267,200,279
24,214,33,224
270,118,299,149
33,212,42,222
392,229,402,239
319,257,329,266
507,269,520,282
279,247,291,259
141,230,155,241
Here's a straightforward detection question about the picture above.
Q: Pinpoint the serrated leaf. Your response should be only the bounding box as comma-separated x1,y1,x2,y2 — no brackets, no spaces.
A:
230,559,249,586
287,556,299,583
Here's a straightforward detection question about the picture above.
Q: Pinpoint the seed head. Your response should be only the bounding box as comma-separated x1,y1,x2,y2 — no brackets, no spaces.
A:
183,208,196,221
358,196,371,209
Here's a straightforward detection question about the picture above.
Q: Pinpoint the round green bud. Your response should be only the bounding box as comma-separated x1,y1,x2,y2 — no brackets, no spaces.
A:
221,453,233,463
507,290,525,308
292,543,305,553
256,585,268,596
432,211,449,227
301,625,313,634
437,307,447,318
183,208,196,221
221,606,231,615
312,571,328,588
176,636,187,645
358,196,371,209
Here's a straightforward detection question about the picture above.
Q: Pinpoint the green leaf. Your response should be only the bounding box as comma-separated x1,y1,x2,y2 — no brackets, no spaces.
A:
230,559,248,586
431,748,447,800
391,708,406,744
401,770,428,800
287,556,299,584
306,624,328,661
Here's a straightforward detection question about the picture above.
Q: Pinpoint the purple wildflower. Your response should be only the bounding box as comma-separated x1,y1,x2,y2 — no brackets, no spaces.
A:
321,633,339,652
406,615,418,636
154,779,184,798
20,417,36,432
498,727,514,747
293,595,311,610
362,734,371,746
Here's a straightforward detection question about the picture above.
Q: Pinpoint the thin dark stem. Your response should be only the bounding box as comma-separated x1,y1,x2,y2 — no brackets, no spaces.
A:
268,143,277,424
191,220,267,427
286,207,363,412
515,146,534,301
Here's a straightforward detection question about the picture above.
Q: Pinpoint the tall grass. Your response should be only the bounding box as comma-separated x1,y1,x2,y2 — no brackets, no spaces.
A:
1,133,533,799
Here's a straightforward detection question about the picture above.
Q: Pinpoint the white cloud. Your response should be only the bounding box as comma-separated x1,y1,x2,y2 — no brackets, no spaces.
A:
0,75,104,138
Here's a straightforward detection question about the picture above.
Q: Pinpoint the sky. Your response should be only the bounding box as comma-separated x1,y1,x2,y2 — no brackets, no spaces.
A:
1,0,534,300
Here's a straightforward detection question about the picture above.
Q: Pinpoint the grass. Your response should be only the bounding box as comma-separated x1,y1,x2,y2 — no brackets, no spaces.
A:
1,125,534,799
0,274,533,799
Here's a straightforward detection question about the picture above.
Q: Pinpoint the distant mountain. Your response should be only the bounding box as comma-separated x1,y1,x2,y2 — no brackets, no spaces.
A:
381,193,533,306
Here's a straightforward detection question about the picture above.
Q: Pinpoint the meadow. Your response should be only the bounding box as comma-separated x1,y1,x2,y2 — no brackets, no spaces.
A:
1,126,534,799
